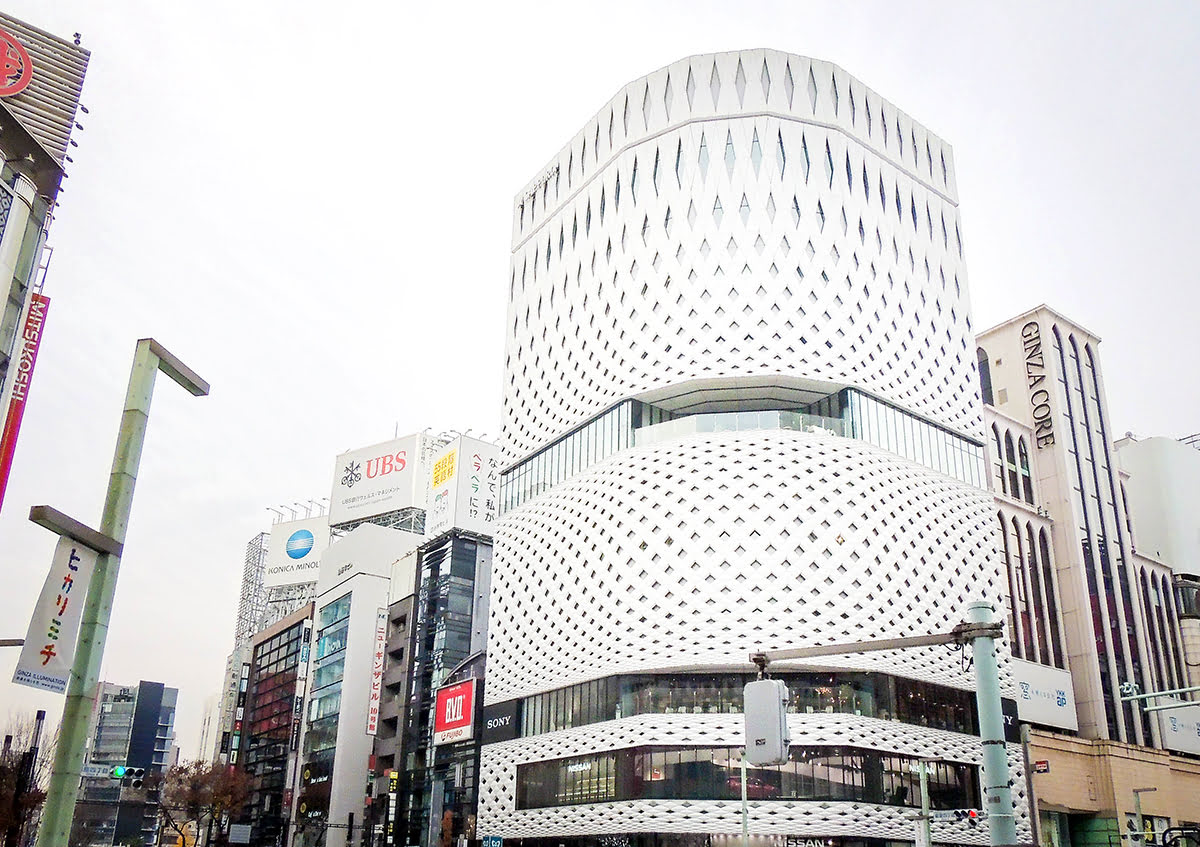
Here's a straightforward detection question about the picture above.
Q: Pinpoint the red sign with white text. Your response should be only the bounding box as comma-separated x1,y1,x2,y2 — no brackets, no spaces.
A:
433,679,476,746
0,29,32,97
0,293,48,510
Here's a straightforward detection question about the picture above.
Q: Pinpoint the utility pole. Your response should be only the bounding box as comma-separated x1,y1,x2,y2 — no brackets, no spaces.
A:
750,601,1020,847
34,339,208,847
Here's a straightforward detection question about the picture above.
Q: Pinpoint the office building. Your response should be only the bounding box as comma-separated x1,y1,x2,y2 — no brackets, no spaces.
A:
480,49,1027,847
231,604,314,847
978,307,1200,845
71,681,178,847
0,13,88,505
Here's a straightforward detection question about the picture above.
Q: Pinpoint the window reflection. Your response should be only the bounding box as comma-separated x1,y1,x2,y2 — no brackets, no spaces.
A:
516,745,979,810
518,671,977,738
501,389,986,514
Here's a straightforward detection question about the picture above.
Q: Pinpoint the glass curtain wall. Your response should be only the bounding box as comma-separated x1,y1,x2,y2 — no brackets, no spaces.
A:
517,672,978,738
516,745,979,810
501,390,986,514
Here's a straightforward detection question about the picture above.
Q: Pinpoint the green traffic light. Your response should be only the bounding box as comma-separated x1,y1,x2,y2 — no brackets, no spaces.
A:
111,766,127,778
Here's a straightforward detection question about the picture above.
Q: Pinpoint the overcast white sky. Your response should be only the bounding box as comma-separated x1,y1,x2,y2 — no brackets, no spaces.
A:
0,1,1197,759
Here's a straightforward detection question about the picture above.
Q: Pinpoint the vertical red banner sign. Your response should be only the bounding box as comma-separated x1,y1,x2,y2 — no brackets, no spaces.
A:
0,292,50,509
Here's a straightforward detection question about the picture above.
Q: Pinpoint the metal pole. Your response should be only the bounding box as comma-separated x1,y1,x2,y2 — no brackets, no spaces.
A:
36,340,207,847
1020,723,1041,847
918,760,931,847
967,600,1019,847
1132,788,1156,845
740,753,749,847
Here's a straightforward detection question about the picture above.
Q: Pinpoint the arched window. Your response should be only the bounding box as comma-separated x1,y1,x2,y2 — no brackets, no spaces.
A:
1026,523,1050,665
1018,437,1034,504
1161,572,1188,687
1039,529,1065,668
1013,516,1036,660
978,347,993,405
1139,568,1167,692
998,512,1021,656
1004,431,1020,499
991,425,1005,495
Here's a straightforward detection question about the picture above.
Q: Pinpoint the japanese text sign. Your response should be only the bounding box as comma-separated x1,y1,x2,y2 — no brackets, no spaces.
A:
13,537,98,693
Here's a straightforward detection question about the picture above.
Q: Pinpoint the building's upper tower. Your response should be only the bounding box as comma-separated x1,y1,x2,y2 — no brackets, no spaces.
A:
502,49,980,465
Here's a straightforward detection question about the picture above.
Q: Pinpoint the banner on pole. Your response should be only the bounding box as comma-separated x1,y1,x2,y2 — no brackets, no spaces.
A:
12,537,98,693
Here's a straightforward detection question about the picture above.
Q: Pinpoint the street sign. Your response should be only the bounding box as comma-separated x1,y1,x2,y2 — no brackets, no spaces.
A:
79,764,109,779
1034,760,1050,774
482,837,502,847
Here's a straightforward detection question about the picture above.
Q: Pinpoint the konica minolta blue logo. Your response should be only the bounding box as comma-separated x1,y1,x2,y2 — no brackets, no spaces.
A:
286,529,315,559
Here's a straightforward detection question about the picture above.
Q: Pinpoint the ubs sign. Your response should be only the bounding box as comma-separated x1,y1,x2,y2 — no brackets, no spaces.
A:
1021,321,1055,448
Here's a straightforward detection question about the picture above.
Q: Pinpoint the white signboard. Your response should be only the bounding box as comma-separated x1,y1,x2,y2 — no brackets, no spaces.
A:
426,437,500,538
1011,657,1078,731
316,522,422,594
13,538,99,693
1157,699,1200,756
264,516,330,588
329,435,423,526
366,608,387,735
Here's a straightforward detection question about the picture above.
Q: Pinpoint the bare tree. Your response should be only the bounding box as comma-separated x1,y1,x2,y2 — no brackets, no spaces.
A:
1,710,57,847
160,761,250,847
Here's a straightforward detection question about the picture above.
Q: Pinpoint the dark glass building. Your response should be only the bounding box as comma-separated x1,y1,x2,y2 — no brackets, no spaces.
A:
235,604,314,847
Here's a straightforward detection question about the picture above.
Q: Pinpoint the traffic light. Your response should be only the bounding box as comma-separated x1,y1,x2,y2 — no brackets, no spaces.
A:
954,809,981,828
110,766,145,788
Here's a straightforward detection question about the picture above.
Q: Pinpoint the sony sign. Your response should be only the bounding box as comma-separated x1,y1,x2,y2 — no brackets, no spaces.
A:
482,700,521,744
1021,321,1055,448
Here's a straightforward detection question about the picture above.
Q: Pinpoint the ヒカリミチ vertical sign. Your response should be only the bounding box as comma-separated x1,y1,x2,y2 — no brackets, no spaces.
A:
12,538,97,693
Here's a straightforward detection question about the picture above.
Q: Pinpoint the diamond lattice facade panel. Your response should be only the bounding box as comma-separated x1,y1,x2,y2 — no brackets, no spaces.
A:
479,713,1030,841
502,50,980,466
484,49,1024,846
487,430,1006,702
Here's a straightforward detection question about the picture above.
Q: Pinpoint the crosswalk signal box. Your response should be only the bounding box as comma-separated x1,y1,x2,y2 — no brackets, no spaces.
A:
743,679,790,766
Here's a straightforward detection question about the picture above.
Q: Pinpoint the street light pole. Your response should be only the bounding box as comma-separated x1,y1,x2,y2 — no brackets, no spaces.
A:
35,339,208,847
1133,787,1157,845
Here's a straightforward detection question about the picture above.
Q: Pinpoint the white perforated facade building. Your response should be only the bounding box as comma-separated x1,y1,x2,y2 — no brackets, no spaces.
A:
482,50,1029,847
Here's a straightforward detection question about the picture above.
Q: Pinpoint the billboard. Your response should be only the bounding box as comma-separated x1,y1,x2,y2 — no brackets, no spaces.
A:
426,436,500,538
1157,700,1200,756
264,516,330,588
366,607,387,735
433,679,477,746
1011,657,1078,731
329,435,423,526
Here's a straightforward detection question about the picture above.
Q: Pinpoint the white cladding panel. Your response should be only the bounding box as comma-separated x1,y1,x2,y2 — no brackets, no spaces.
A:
478,712,1030,839
502,50,981,463
485,430,1009,703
